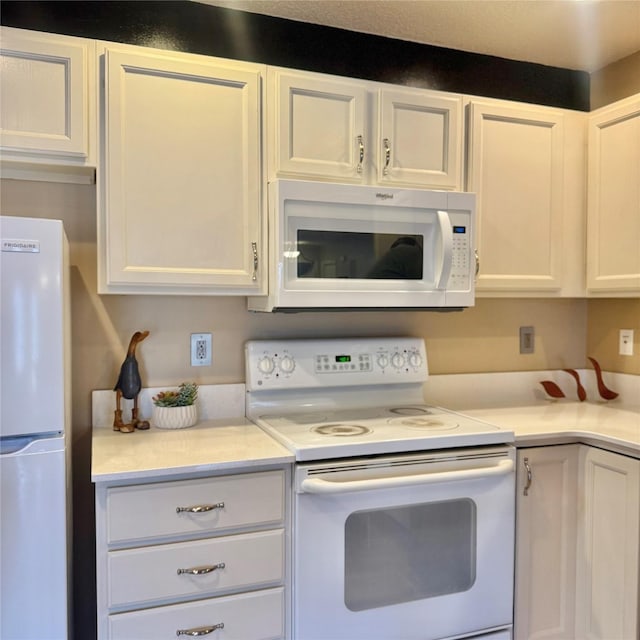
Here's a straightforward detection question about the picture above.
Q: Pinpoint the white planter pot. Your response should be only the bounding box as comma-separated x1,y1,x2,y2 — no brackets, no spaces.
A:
152,404,198,429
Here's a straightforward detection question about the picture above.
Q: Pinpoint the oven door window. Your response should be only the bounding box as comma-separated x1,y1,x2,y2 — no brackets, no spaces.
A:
344,498,477,611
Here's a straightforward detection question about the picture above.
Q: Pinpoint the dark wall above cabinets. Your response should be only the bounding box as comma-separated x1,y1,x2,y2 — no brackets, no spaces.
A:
1,0,590,111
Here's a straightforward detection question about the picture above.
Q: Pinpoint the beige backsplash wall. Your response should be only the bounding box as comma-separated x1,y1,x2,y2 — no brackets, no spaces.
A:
6,178,640,429
1,177,597,431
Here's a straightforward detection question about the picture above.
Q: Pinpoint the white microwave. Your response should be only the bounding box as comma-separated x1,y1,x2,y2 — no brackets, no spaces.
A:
248,180,477,312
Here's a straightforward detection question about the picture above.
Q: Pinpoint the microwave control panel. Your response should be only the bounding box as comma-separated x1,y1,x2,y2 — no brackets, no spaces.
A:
245,337,428,391
448,211,472,291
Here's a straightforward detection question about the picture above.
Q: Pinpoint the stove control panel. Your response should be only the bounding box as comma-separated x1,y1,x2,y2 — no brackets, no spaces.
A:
245,337,428,390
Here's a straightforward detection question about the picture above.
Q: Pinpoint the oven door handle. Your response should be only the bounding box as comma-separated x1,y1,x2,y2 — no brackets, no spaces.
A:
300,459,514,494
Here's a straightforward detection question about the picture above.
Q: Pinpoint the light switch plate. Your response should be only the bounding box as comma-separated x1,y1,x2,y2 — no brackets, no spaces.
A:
519,326,535,354
619,329,634,356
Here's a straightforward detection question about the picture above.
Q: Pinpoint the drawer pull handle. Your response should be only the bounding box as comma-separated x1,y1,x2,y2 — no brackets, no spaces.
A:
176,502,224,514
176,622,224,636
177,562,225,576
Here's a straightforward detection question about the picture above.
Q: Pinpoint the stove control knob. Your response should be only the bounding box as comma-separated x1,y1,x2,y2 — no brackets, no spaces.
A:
408,351,423,368
279,355,296,374
391,352,406,369
257,356,275,375
376,353,389,368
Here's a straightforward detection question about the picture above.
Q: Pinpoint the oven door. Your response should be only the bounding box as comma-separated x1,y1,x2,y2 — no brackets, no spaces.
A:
293,446,515,640
268,179,474,310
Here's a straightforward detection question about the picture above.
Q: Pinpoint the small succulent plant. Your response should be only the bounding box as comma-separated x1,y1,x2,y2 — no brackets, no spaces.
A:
152,382,198,407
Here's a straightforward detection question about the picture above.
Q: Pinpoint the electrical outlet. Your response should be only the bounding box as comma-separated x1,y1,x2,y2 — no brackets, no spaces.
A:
191,333,212,366
519,326,535,354
619,329,634,356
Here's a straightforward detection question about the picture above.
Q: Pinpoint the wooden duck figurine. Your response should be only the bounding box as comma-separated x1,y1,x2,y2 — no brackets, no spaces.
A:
113,330,150,432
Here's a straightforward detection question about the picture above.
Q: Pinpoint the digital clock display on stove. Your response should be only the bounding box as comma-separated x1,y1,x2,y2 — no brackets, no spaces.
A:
335,355,351,363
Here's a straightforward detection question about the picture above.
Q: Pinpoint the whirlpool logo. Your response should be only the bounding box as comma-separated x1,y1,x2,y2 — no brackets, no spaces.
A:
375,192,394,200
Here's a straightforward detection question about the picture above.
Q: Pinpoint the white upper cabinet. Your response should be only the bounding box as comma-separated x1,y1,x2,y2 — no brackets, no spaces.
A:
268,68,463,189
586,94,640,295
378,88,463,188
269,69,367,182
98,44,265,295
467,100,584,295
0,27,96,180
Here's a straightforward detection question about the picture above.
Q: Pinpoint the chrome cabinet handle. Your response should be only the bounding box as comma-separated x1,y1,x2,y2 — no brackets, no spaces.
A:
356,135,364,174
177,562,225,576
176,623,224,636
383,138,391,175
251,241,258,282
523,457,532,496
176,502,224,514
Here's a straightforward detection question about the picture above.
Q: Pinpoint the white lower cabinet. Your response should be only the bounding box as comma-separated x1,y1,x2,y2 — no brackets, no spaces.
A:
575,446,640,640
515,445,640,640
514,445,579,640
95,469,288,640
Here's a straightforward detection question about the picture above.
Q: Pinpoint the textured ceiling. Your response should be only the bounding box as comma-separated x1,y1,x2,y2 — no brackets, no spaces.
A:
197,0,640,72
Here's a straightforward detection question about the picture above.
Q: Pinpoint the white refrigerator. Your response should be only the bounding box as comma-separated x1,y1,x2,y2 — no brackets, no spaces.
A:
1,216,72,639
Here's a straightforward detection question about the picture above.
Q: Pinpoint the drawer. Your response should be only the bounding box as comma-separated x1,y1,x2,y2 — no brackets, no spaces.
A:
106,470,284,544
108,529,284,609
108,586,284,640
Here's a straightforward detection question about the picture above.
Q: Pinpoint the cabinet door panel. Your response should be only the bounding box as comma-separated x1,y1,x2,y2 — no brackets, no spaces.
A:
378,89,462,189
102,47,263,293
468,102,564,292
271,70,367,181
575,447,639,640
0,28,89,157
587,96,640,293
514,446,578,640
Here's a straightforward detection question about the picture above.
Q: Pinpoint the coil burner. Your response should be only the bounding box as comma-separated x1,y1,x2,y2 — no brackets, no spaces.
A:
389,406,435,416
312,424,372,437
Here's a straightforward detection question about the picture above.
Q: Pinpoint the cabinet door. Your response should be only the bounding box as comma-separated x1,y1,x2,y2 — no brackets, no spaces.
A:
269,69,367,181
378,88,462,189
587,95,640,294
468,101,565,293
575,447,640,640
0,27,92,161
100,46,264,294
514,446,579,640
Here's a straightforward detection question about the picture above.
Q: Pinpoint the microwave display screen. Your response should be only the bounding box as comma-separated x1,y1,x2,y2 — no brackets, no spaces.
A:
453,226,466,234
296,230,423,280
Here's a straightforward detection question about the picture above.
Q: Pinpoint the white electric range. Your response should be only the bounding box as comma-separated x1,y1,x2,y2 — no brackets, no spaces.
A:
245,336,513,460
245,337,516,640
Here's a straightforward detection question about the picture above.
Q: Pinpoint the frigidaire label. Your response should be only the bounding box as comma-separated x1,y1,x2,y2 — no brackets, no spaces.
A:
2,239,40,253
375,192,394,200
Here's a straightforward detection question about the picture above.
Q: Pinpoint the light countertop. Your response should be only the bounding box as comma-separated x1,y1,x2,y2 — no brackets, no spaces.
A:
91,417,294,483
460,402,640,458
91,375,639,484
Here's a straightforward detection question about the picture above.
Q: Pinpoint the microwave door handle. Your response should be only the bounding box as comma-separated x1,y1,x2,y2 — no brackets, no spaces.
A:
436,210,454,289
300,459,514,494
